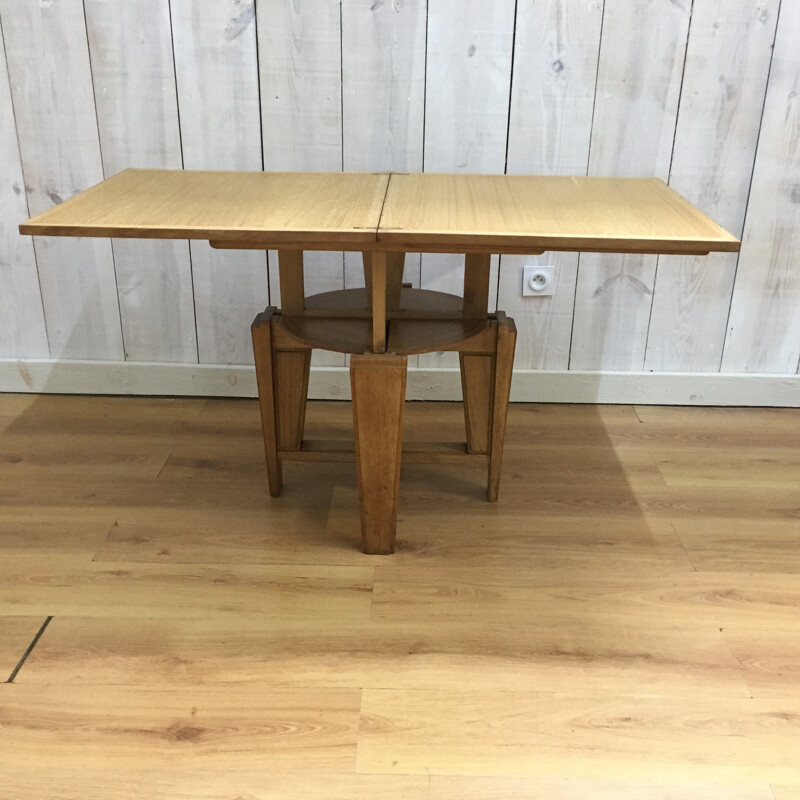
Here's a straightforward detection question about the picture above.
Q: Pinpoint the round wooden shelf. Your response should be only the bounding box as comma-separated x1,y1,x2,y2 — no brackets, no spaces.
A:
279,287,489,355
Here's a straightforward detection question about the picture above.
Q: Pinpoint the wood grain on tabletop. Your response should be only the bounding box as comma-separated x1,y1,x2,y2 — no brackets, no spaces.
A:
18,170,740,258
378,173,740,254
19,169,390,246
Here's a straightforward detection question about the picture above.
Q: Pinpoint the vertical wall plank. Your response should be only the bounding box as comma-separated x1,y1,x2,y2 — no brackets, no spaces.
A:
1,0,123,360
341,0,426,294
420,0,516,368
645,0,778,373
258,0,344,367
569,0,691,371
259,0,341,171
498,0,603,370
0,19,48,358
722,0,800,374
84,0,197,363
171,0,267,365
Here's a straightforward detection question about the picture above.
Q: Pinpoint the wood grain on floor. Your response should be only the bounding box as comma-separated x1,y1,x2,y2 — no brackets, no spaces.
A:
1,394,799,798
0,617,48,681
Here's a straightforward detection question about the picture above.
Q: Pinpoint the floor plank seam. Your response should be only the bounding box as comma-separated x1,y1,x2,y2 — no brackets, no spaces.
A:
6,615,52,683
670,523,699,573
92,519,122,563
155,444,178,479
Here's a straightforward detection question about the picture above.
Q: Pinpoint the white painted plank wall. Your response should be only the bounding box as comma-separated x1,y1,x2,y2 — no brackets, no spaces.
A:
569,0,692,371
499,0,603,370
722,0,800,375
1,0,799,399
645,0,779,372
84,0,198,363
171,0,268,366
1,0,123,361
0,16,48,358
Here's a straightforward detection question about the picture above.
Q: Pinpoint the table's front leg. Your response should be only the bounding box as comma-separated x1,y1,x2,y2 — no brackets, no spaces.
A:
350,353,407,554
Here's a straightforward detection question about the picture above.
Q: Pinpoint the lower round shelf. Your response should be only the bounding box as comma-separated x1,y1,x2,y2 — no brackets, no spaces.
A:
279,287,489,355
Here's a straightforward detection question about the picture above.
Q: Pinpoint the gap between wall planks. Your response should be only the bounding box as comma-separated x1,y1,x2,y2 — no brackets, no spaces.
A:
0,0,797,379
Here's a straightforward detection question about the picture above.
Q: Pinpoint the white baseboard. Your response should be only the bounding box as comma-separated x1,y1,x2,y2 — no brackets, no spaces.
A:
1,358,798,406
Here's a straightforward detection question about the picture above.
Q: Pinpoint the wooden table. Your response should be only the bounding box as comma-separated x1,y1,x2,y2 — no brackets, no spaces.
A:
21,169,739,554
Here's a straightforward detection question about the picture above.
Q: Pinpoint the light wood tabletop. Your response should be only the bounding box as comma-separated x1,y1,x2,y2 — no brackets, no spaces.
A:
20,169,740,257
378,173,741,255
19,168,391,247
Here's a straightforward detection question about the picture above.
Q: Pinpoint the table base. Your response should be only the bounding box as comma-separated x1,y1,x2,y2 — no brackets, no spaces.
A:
251,307,516,555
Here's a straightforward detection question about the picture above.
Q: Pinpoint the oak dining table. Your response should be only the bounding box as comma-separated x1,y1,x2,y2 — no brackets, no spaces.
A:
20,169,740,554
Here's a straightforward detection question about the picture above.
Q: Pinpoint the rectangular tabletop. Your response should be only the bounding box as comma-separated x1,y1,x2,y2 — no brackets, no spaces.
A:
20,169,739,256
19,169,391,247
378,173,740,255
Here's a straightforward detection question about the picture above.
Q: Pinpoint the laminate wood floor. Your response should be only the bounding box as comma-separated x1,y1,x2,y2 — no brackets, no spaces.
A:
1,394,799,799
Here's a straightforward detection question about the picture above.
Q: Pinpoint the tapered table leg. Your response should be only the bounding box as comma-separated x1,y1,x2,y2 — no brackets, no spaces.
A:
251,308,282,497
488,312,517,502
350,354,407,554
252,309,312,497
460,351,493,454
274,348,311,451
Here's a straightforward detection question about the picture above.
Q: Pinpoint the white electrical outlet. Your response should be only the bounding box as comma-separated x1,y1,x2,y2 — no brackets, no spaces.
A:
522,265,555,297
